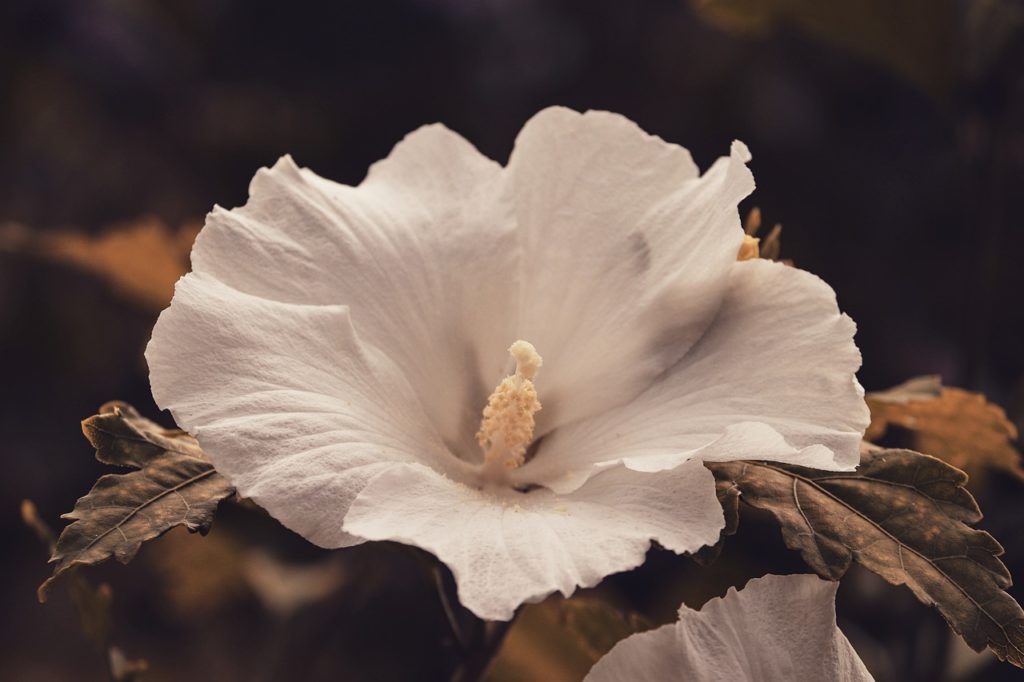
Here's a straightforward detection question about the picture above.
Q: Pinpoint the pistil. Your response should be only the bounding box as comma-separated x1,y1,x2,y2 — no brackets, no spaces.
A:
477,340,543,478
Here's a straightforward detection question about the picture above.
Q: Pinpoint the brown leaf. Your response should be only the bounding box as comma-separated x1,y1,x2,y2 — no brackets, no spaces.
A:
0,217,198,310
866,377,1024,484
706,449,1024,666
39,402,234,601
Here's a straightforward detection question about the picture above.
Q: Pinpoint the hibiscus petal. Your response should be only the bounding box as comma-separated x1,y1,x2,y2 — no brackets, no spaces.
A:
508,107,755,434
522,259,868,493
584,573,874,681
184,125,518,461
342,458,723,621
147,274,471,548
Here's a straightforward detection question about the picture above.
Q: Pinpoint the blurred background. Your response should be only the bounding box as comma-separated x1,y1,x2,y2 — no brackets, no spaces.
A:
2,0,1023,680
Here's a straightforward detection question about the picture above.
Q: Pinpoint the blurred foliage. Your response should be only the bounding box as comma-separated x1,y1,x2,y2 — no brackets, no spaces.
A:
690,0,958,96
241,549,348,619
149,527,348,621
489,596,650,682
108,647,149,682
0,218,198,311
148,527,249,621
867,376,1024,487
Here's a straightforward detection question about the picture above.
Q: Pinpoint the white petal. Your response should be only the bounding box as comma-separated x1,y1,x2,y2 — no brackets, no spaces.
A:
147,274,471,548
185,126,518,461
509,107,755,434
342,459,723,621
521,259,868,492
585,574,874,682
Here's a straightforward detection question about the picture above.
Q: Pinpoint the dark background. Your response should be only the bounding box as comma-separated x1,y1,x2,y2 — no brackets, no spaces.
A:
1,1,1023,680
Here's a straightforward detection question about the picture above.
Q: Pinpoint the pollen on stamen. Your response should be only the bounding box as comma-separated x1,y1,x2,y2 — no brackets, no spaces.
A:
477,340,543,472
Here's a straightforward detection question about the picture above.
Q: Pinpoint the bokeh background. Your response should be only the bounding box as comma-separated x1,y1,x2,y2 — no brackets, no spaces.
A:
2,1,1023,680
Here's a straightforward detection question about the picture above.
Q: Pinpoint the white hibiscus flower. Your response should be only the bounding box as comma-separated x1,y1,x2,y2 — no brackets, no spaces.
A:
146,107,868,621
584,573,875,681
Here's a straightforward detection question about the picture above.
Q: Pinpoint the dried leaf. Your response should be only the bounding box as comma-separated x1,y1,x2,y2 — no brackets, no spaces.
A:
488,596,650,682
39,402,234,601
866,378,1024,484
0,217,198,310
706,449,1024,666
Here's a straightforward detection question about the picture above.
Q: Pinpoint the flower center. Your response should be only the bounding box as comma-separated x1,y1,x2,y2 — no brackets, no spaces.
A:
477,340,543,477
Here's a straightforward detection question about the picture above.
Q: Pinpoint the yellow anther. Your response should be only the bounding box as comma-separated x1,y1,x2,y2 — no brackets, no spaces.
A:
477,340,543,471
737,234,760,261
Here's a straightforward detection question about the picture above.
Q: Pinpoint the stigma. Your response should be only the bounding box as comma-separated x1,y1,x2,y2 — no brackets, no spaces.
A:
477,341,543,476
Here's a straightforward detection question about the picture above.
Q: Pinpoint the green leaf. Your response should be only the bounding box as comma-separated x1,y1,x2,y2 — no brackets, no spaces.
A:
39,402,234,601
706,448,1024,667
